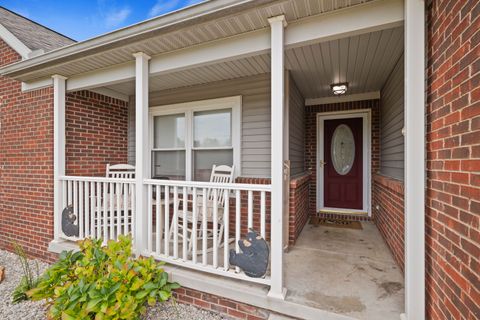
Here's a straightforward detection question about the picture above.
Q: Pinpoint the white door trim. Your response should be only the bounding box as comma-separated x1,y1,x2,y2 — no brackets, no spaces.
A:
316,109,372,215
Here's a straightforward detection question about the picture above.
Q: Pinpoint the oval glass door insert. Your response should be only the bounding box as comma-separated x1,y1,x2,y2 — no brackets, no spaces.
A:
331,124,355,175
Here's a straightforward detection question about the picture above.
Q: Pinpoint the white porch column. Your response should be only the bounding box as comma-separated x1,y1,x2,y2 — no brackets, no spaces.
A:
404,0,425,319
133,52,151,255
268,15,287,300
53,74,67,242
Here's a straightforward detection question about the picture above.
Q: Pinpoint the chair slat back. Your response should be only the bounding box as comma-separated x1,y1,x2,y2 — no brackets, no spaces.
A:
208,165,235,206
106,164,136,179
106,164,135,194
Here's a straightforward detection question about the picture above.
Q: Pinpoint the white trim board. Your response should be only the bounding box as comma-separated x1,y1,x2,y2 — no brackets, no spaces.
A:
0,23,32,59
305,91,380,106
316,109,372,216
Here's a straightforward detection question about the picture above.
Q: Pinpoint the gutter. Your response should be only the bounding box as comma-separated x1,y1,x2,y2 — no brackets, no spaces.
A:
0,0,279,78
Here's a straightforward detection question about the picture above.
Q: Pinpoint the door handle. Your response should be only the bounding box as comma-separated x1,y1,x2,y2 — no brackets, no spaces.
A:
319,160,327,167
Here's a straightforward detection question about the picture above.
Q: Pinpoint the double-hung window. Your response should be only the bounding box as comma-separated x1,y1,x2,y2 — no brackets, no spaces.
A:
150,96,241,181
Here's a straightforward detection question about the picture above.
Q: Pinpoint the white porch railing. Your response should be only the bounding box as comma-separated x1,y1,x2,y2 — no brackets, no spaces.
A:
59,176,136,242
143,179,272,285
58,176,272,285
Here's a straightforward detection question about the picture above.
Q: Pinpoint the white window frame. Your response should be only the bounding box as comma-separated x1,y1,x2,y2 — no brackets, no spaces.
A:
149,96,242,180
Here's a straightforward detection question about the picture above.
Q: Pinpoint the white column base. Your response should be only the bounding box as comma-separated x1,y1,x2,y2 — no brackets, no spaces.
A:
267,287,287,300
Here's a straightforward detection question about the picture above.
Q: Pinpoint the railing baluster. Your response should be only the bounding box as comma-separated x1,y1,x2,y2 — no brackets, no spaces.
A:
78,181,84,239
90,182,95,238
67,180,72,210
182,187,187,261
62,180,67,237
248,190,253,229
109,183,114,240
85,182,90,238
156,185,161,255
223,189,229,271
97,182,101,239
260,191,266,239
147,184,152,253
191,187,197,264
213,188,218,269
235,190,240,273
73,181,78,239
173,186,179,259
131,184,136,240
103,182,108,243
116,182,121,240
123,182,128,235
202,188,207,266
164,186,170,256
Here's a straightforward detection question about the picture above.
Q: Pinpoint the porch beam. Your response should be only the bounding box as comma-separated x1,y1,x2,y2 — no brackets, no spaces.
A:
403,0,425,319
133,52,151,255
27,0,403,93
268,14,287,300
52,75,67,242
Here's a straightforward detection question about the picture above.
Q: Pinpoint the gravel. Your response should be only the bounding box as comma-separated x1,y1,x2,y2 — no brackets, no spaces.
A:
0,249,227,320
0,249,49,320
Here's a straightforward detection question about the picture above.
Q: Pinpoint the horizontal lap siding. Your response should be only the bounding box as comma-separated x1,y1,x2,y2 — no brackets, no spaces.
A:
129,74,272,177
380,54,405,180
288,75,305,176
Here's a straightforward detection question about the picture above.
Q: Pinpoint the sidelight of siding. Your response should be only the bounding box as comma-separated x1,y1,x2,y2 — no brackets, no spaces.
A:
128,74,272,177
380,54,404,180
289,76,306,176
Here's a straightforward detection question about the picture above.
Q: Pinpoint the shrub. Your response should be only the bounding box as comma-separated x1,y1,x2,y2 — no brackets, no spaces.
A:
11,242,40,303
27,235,179,320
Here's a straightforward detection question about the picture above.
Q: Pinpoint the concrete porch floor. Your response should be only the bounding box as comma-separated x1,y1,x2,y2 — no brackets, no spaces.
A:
285,221,404,319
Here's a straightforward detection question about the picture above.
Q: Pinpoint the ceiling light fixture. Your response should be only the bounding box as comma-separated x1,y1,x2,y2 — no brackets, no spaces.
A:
331,82,348,95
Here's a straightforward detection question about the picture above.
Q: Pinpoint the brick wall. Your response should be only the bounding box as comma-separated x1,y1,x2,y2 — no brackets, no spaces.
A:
0,39,57,261
288,172,310,245
175,287,271,320
305,100,380,217
0,39,129,261
373,174,405,271
66,90,129,176
426,1,480,319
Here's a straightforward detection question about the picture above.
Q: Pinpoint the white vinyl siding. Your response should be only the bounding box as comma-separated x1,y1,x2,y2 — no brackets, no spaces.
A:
380,54,404,180
128,74,272,177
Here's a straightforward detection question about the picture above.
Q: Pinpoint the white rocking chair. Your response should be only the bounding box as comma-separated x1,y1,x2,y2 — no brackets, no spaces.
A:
92,164,135,234
173,165,235,254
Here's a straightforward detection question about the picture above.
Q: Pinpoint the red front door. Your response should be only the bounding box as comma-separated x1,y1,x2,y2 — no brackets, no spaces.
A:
323,118,363,210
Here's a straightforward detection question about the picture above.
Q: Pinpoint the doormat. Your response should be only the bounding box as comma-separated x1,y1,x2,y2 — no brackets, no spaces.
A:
310,216,363,230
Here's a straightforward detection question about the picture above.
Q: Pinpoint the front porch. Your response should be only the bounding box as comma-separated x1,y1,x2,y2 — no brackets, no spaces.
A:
18,0,424,318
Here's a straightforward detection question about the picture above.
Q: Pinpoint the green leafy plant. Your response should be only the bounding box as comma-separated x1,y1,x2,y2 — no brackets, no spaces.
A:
27,235,180,320
11,242,40,303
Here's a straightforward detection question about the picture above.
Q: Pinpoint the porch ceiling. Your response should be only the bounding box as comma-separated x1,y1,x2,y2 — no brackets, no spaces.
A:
1,0,374,82
103,26,404,100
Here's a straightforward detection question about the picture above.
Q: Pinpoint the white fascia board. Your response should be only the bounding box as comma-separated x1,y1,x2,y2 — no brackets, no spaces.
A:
285,0,404,49
21,77,53,92
149,28,270,76
66,61,135,91
89,88,130,102
21,77,129,102
305,91,381,106
0,23,32,59
21,0,404,92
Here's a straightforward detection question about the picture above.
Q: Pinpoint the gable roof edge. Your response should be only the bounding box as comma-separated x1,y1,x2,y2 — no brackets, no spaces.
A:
0,22,32,59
